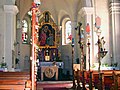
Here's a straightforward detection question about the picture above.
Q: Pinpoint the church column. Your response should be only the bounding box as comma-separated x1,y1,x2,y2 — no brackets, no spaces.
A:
109,0,120,65
71,21,78,63
79,7,94,70
57,25,62,60
4,5,18,70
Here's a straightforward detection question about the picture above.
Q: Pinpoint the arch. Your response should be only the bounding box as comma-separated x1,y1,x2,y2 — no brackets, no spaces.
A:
58,0,93,26
58,10,70,26
60,15,70,26
16,0,32,20
84,0,93,7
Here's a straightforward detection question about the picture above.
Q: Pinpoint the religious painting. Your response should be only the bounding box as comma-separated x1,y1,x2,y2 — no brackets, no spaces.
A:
38,24,56,48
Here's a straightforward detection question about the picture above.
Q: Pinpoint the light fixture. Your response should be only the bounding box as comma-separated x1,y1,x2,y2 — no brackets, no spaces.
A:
96,29,101,36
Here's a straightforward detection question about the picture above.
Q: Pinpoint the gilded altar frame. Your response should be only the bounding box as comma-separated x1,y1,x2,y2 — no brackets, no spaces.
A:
37,11,58,49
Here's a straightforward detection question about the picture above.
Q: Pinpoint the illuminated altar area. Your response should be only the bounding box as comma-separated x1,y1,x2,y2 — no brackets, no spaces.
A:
36,11,63,81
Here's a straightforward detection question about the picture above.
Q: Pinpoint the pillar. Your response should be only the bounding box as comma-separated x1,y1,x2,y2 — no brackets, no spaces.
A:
4,5,18,70
79,7,94,70
109,1,120,65
71,21,78,63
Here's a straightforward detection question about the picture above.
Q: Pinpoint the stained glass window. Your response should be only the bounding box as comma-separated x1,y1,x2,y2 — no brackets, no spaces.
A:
22,20,28,44
65,21,72,44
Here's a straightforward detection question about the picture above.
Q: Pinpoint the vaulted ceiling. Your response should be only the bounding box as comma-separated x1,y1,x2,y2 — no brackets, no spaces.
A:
16,0,92,25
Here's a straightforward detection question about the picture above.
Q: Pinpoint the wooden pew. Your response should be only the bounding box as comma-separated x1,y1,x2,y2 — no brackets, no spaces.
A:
101,70,114,89
112,70,120,90
77,70,120,90
0,72,31,90
84,71,93,90
92,70,115,89
92,71,100,89
92,70,120,90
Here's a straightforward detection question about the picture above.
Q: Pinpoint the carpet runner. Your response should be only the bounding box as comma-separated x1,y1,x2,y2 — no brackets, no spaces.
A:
37,81,72,90
43,87,68,90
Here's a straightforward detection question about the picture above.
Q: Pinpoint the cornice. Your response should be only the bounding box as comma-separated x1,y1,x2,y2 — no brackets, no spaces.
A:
79,7,94,17
109,2,120,14
4,5,19,15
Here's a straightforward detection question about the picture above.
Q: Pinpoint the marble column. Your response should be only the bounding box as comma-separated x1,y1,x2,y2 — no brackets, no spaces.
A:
4,5,18,70
79,7,94,70
109,1,120,65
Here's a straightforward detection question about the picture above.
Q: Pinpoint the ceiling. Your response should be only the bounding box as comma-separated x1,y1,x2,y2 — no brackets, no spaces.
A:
16,0,92,25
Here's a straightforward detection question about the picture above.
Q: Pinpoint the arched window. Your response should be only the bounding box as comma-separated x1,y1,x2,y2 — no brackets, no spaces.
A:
22,20,28,44
65,21,72,44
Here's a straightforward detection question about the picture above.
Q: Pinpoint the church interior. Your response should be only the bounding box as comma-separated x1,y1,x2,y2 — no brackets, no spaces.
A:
0,0,120,90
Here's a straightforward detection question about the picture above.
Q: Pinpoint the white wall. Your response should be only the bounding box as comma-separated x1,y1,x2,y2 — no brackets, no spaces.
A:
0,1,6,63
93,0,110,64
61,45,73,75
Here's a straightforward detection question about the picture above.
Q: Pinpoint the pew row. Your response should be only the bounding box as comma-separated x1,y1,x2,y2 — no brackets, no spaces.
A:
0,72,31,90
74,70,120,90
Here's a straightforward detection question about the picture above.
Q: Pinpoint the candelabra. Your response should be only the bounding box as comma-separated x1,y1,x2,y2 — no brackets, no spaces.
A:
75,22,86,90
87,38,92,90
75,22,85,71
96,30,108,90
94,16,108,89
87,39,90,72
97,33,102,90
71,39,76,89
85,22,93,90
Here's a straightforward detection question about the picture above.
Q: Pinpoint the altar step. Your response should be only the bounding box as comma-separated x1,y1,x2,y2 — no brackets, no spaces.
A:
37,81,73,90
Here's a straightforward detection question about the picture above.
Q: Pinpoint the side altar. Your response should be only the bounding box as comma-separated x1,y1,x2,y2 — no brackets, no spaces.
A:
36,11,62,81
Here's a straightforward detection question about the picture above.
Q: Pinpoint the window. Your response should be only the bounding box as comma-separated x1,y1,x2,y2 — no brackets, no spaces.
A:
65,21,72,44
22,20,28,44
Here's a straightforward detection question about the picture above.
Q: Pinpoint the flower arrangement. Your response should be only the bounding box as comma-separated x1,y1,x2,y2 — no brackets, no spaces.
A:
0,61,7,68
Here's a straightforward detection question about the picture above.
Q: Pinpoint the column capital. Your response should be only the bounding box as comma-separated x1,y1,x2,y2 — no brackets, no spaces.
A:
109,2,120,14
4,5,19,15
79,7,94,17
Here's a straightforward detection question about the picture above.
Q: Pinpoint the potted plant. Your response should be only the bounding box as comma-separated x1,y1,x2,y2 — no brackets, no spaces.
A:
0,61,7,68
0,61,8,71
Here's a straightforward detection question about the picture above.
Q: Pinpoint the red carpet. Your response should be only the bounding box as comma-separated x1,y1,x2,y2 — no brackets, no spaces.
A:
37,81,72,90
44,87,68,90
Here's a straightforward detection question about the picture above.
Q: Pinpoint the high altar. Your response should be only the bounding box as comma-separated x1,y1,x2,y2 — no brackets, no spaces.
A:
37,11,63,81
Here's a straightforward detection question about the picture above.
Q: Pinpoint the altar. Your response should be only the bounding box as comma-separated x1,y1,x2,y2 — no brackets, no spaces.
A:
40,62,64,68
39,62,63,81
36,11,63,81
41,66,58,81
